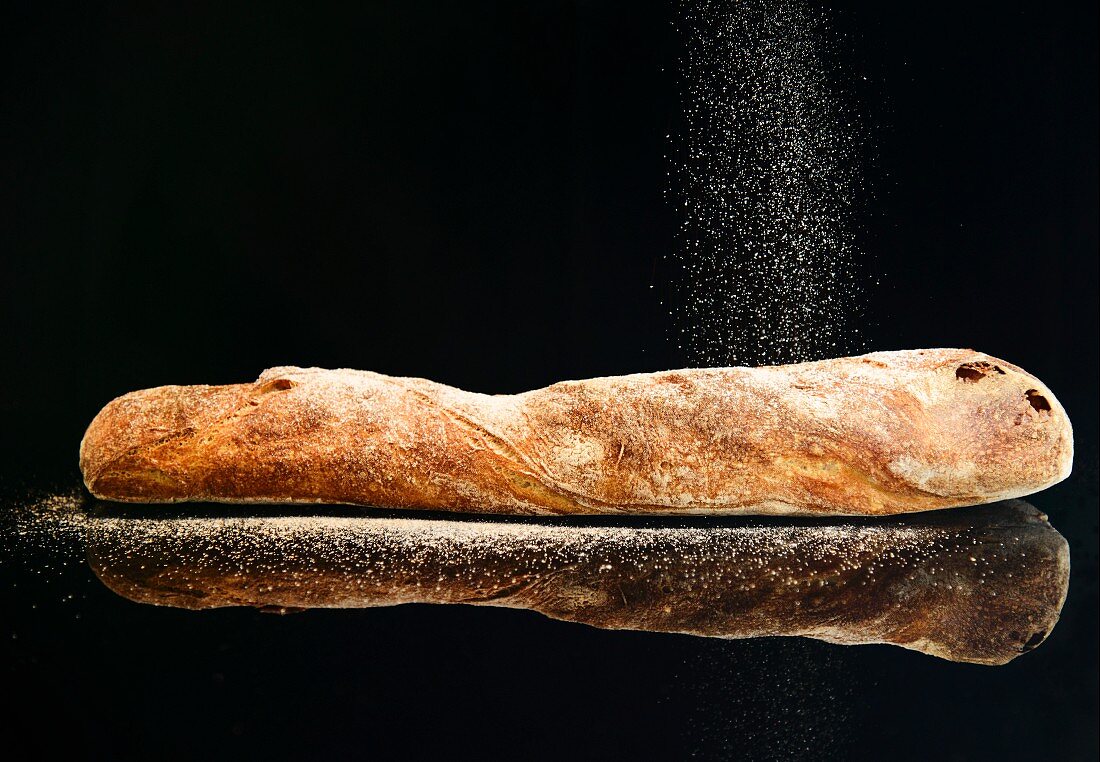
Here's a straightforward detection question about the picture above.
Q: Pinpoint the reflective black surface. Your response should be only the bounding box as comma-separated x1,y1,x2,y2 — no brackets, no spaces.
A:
81,499,1070,665
3,483,1094,759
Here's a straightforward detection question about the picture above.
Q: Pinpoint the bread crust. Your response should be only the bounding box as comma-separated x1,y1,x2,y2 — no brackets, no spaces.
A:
86,500,1070,665
79,349,1073,516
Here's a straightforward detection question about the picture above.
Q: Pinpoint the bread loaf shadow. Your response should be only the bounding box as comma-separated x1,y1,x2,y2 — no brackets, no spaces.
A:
85,499,1069,665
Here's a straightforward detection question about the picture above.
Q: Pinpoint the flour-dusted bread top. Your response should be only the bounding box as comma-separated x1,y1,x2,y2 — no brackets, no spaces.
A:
79,349,1073,515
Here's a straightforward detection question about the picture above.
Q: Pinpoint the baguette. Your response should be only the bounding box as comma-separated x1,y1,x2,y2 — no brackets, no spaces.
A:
79,349,1072,516
86,500,1070,665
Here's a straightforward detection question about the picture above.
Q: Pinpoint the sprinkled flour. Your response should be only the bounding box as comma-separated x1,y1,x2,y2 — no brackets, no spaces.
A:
666,0,872,366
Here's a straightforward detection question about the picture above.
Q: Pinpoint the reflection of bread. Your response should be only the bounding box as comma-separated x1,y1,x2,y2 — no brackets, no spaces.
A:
80,349,1072,516
87,500,1069,665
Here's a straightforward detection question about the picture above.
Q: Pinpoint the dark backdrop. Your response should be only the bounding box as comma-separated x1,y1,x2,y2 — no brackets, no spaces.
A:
2,2,1096,760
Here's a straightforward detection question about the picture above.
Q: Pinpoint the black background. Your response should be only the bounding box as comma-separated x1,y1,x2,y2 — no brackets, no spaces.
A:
1,1,1096,760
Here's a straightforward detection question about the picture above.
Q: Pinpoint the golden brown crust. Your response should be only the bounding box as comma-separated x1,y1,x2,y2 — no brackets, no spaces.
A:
79,349,1073,515
86,500,1071,665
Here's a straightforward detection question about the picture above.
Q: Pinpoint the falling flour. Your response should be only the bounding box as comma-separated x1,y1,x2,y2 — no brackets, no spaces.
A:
666,0,870,367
